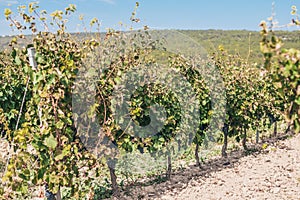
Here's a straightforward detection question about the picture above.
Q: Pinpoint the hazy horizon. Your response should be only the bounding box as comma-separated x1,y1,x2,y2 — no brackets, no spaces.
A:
0,0,299,36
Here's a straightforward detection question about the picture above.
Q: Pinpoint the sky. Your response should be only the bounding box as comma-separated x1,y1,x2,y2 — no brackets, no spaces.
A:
0,0,299,35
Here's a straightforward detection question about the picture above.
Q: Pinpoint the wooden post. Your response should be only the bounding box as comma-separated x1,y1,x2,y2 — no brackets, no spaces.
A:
107,158,119,196
221,123,228,157
242,127,247,150
167,154,172,180
273,121,277,136
195,142,201,168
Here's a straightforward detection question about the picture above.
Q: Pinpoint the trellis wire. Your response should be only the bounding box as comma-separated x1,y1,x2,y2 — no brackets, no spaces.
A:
3,48,33,182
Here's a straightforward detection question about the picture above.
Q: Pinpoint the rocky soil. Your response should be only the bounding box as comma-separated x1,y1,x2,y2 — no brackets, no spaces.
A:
117,133,300,200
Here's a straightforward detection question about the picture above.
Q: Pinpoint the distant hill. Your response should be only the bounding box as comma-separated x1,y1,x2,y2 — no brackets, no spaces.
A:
179,30,300,64
1,30,299,64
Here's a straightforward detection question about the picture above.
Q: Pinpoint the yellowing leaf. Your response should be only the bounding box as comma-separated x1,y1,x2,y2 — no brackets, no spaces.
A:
50,10,63,20
4,8,12,18
90,18,99,26
79,14,84,21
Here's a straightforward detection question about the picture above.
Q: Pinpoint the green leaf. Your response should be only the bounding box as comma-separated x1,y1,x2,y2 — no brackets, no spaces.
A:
14,56,22,65
159,137,165,143
38,168,47,180
55,120,64,129
44,134,58,149
54,153,64,161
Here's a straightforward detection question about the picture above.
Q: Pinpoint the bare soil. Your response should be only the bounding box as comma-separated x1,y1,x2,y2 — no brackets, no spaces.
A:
115,133,300,200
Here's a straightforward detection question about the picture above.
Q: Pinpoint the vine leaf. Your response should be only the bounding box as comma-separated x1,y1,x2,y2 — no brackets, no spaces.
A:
44,134,58,149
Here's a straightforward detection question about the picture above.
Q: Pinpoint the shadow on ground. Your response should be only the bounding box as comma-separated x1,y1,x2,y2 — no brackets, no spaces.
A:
111,131,295,200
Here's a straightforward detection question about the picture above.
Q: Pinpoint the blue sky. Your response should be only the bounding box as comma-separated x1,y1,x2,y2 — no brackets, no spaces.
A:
0,0,299,35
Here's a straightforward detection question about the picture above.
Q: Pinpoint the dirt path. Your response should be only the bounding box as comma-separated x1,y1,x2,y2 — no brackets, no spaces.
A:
120,134,300,200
